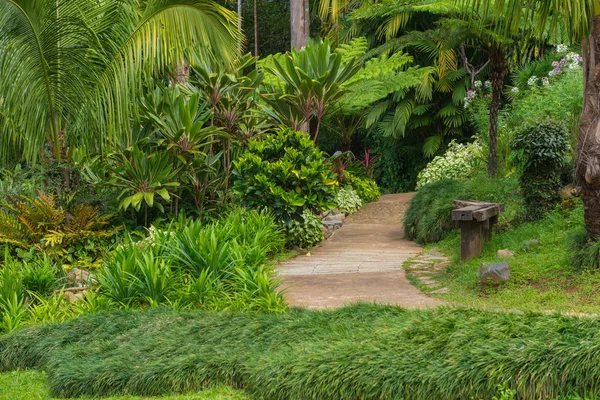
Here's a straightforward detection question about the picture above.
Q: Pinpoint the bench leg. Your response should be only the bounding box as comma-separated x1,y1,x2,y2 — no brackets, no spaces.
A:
483,215,498,242
460,220,483,263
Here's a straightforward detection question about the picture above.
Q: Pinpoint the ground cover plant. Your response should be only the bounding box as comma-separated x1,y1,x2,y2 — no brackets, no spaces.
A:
2,305,600,399
0,370,245,400
424,200,600,313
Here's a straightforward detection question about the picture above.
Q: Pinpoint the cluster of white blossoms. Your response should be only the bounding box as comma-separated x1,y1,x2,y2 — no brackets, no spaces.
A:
416,140,483,189
527,76,539,87
556,44,569,53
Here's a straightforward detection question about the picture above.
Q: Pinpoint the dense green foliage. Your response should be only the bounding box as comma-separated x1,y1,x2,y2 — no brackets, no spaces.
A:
345,172,381,203
416,140,484,189
404,175,522,244
0,0,239,166
512,122,571,220
0,208,286,334
2,305,600,399
232,129,337,225
0,370,245,400
334,187,362,213
286,210,325,249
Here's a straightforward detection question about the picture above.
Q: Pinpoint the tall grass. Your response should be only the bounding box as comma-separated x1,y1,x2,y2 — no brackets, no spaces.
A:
2,305,600,399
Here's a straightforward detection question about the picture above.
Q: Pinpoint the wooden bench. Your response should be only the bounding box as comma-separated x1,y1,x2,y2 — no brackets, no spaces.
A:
452,200,504,263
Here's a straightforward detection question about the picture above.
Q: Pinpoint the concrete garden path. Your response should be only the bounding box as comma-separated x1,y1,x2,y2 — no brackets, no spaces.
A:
277,193,445,309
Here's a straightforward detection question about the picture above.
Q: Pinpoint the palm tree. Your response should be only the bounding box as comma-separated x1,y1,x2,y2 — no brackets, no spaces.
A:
462,0,600,238
0,0,240,168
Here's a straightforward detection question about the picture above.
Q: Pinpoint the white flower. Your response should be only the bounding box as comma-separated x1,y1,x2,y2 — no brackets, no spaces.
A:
566,52,581,63
527,76,539,87
542,77,550,86
416,139,483,189
474,80,483,89
511,86,520,94
556,44,569,53
484,80,492,89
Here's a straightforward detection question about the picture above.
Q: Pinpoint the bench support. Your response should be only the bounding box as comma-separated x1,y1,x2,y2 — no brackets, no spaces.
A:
459,220,483,263
452,200,504,263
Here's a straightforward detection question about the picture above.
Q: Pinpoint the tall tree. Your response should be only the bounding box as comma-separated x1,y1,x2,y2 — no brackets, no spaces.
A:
0,0,240,167
291,0,310,49
463,0,600,238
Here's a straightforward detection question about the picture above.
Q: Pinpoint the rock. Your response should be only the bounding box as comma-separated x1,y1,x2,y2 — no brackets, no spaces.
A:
477,262,510,284
522,239,540,250
433,262,450,270
67,268,90,287
497,249,514,259
323,213,345,223
420,278,437,286
430,288,450,294
560,184,576,200
319,210,331,219
329,209,342,216
322,220,343,229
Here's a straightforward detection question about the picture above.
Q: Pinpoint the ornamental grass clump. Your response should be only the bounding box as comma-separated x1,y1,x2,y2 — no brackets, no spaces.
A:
4,305,600,399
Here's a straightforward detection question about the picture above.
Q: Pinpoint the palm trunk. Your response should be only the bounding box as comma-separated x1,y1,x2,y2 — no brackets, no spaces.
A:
290,0,309,50
487,45,506,177
579,17,600,239
254,0,259,57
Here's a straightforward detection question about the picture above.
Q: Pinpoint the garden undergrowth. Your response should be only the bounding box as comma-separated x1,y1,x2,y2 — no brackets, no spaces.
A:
2,305,600,399
432,200,600,313
0,370,245,400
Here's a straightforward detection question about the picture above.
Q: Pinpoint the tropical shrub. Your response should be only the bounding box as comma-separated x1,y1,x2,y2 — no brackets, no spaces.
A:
0,191,117,266
416,140,484,189
345,172,381,203
512,122,570,220
335,187,362,213
405,175,522,244
232,128,337,225
96,208,286,311
287,210,324,249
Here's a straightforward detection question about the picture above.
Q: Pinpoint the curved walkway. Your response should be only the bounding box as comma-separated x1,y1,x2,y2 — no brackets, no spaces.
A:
277,193,445,309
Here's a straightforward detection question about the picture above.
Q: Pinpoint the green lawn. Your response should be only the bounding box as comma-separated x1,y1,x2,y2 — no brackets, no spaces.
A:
0,370,245,400
425,201,600,313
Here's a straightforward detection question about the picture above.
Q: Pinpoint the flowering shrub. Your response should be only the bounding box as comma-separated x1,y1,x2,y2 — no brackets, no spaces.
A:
335,187,362,213
416,140,483,189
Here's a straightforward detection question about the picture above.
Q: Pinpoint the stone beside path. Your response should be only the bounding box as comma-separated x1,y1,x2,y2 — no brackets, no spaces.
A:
277,193,445,309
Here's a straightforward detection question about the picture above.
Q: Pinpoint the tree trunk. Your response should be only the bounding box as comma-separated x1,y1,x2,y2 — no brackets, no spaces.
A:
290,0,309,50
254,0,259,57
487,45,506,177
579,17,600,239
